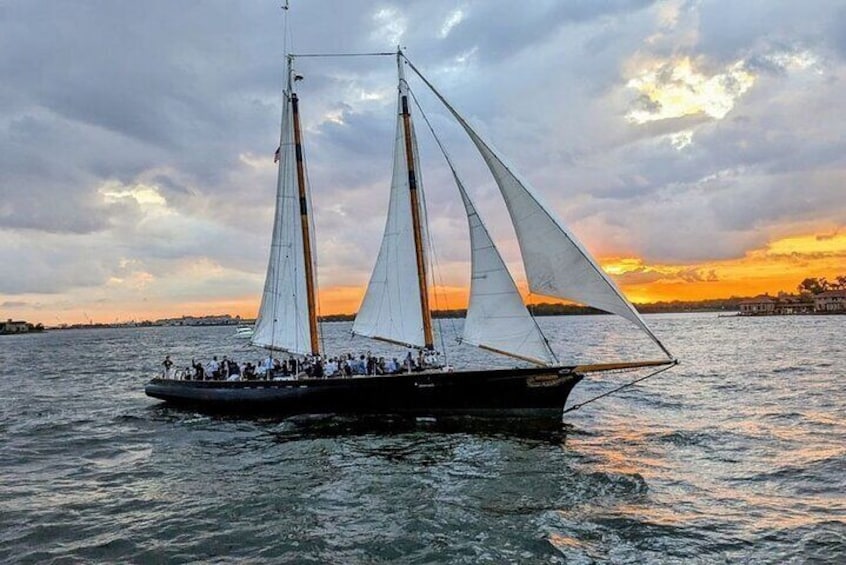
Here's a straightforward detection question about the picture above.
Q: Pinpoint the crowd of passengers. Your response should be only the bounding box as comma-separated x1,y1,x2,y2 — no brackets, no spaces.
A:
161,350,439,381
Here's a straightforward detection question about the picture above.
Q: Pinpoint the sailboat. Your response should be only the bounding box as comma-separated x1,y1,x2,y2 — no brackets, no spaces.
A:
145,49,677,419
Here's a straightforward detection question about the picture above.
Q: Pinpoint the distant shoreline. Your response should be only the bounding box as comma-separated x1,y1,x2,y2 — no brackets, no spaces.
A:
18,294,846,331
39,302,738,330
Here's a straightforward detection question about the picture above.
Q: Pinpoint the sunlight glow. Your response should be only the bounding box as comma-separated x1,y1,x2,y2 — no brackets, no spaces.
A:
610,230,846,303
323,109,345,125
100,182,167,207
626,57,755,124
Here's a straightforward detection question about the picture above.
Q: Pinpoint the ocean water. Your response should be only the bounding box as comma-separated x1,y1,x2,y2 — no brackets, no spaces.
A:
0,313,843,563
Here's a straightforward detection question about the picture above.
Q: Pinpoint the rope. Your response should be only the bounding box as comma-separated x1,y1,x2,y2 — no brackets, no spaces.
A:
290,52,396,59
406,86,461,352
562,362,678,414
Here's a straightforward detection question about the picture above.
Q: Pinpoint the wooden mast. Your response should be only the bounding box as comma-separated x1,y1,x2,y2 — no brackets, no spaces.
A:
289,58,320,356
398,52,434,350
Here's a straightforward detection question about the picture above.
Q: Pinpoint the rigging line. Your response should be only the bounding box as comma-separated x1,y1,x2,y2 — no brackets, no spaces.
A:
526,290,559,365
290,52,396,58
406,86,461,353
562,362,679,414
406,104,450,363
301,142,326,357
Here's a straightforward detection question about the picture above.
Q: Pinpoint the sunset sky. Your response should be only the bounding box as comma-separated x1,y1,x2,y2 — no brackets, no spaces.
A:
2,1,844,325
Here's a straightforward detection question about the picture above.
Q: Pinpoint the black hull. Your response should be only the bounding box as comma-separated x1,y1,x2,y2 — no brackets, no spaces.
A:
145,367,583,420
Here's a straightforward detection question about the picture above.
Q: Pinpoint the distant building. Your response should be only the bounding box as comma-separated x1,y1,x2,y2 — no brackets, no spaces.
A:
153,314,242,326
814,290,846,313
2,319,30,333
774,296,814,315
738,296,776,315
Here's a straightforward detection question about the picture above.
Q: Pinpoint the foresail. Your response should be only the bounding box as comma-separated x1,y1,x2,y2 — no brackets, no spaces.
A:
352,80,428,348
251,91,314,356
404,58,673,359
457,178,557,366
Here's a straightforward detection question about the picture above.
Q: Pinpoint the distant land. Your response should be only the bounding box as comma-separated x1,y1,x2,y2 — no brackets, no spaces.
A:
2,297,767,331
4,276,844,331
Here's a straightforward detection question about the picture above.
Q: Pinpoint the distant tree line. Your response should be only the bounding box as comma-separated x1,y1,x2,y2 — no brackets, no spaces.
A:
318,300,737,321
319,275,845,321
797,276,846,296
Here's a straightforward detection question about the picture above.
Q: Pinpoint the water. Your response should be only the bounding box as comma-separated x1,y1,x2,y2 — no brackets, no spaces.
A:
1,313,843,563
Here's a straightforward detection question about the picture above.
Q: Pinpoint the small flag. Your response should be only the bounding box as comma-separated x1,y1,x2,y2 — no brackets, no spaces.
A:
274,146,280,163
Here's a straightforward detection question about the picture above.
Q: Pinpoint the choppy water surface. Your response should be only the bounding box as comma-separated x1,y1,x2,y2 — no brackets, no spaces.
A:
1,313,844,563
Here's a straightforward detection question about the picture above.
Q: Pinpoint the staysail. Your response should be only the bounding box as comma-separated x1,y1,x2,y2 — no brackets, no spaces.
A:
406,86,557,366
251,83,317,356
352,59,430,348
404,57,673,359
456,177,557,366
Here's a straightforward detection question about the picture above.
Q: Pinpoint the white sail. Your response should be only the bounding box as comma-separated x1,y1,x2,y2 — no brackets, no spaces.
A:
251,89,315,356
404,58,673,359
352,75,428,347
457,177,557,366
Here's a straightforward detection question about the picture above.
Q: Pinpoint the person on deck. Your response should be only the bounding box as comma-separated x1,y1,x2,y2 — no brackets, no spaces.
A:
162,355,174,378
191,359,205,380
312,359,324,379
325,358,338,377
261,355,274,377
208,356,220,379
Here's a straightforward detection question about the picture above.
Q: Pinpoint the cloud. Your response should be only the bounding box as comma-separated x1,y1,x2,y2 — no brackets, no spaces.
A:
1,0,845,323
625,57,755,123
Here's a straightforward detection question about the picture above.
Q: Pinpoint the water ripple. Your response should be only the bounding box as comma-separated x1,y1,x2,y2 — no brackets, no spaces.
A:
1,315,844,563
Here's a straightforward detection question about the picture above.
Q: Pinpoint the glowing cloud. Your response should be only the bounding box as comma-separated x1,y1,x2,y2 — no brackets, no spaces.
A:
626,57,755,124
606,230,846,303
99,181,167,207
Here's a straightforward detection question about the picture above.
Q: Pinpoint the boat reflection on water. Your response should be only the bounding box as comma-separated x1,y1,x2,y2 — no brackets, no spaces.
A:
149,404,575,445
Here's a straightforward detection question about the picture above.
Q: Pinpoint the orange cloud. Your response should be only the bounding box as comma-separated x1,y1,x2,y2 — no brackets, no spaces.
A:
611,231,846,303
164,229,846,316
25,229,845,325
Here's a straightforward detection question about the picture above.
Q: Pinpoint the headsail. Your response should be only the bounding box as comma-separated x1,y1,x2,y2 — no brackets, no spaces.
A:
407,85,557,366
456,177,557,366
251,80,317,356
352,57,430,348
404,57,674,360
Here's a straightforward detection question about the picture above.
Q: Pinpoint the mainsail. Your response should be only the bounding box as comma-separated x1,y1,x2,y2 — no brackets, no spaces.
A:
404,57,674,360
352,59,430,348
251,84,317,356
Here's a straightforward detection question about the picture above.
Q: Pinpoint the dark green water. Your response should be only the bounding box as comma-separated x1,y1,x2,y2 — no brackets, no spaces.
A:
1,314,844,563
